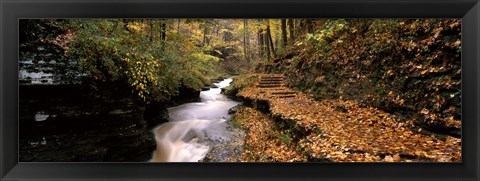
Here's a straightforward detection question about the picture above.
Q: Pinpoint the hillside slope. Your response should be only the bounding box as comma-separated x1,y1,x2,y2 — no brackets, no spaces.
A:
265,19,461,137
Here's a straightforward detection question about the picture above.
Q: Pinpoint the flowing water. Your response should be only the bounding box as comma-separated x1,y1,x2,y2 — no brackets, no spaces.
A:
150,78,240,162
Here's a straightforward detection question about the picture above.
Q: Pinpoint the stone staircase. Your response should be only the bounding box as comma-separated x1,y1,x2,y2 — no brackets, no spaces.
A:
256,74,296,98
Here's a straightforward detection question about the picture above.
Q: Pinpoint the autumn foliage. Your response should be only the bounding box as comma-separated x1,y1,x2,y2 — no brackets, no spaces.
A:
267,19,461,136
234,74,461,162
20,18,462,162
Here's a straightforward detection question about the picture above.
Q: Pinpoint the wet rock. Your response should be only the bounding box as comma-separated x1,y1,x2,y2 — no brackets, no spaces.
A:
228,105,242,115
109,109,133,115
167,85,201,107
19,88,156,162
144,101,169,129
201,84,220,91
34,111,50,121
202,122,246,162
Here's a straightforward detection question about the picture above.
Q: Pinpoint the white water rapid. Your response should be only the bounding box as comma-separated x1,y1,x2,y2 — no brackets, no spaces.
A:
150,78,239,162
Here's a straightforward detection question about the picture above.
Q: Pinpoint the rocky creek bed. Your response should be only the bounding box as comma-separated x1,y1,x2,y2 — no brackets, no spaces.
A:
202,105,246,162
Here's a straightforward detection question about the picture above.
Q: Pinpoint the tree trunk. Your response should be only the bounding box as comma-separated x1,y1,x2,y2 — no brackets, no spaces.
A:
306,19,314,33
281,19,287,47
257,20,264,58
160,20,166,51
149,21,154,41
122,19,131,32
288,19,295,44
177,19,181,33
265,32,270,61
266,20,275,59
203,25,208,46
243,19,249,63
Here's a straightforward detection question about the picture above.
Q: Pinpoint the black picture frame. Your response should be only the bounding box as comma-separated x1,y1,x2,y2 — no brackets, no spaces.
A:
1,0,479,180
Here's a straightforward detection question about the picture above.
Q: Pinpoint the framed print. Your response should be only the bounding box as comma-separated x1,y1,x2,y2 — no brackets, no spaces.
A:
1,0,479,180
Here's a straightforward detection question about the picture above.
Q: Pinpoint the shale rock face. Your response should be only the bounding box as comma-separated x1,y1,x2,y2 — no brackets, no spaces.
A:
144,101,170,129
19,49,82,85
19,22,157,162
19,86,157,162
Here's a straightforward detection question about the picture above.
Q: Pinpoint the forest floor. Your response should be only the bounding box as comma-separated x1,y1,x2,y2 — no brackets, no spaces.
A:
232,74,461,162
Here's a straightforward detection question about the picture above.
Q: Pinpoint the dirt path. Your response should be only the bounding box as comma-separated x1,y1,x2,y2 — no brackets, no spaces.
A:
236,74,461,162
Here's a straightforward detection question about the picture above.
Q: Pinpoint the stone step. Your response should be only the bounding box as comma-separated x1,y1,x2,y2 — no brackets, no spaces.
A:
258,84,283,88
261,77,284,80
270,91,296,95
260,82,283,85
261,80,283,82
263,87,289,90
259,83,283,86
260,80,283,83
261,75,284,78
260,80,283,82
270,95,296,98
262,76,284,78
260,74,284,77
261,88,290,92
259,82,283,84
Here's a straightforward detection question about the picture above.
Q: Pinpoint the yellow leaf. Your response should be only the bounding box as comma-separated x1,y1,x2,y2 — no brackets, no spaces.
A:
420,70,428,75
388,91,394,96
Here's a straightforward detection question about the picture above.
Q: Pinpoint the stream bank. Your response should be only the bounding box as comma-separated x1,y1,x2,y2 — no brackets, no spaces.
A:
201,78,247,162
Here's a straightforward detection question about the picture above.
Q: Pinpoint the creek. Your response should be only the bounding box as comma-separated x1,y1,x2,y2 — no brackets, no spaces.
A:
150,78,242,162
